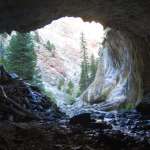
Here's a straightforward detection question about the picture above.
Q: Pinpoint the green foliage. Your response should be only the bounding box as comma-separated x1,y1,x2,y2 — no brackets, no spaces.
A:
76,88,81,98
66,80,74,95
41,88,56,103
45,40,55,51
66,94,75,105
34,31,41,43
79,32,90,93
31,67,44,89
5,32,36,82
0,33,8,65
58,78,65,90
119,102,135,110
79,33,99,96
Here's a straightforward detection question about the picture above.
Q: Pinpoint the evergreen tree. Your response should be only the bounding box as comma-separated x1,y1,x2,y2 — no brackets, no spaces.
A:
89,54,97,84
6,32,36,82
45,41,55,51
32,67,43,88
0,33,7,64
66,80,74,95
58,78,65,90
79,32,89,93
34,31,41,43
45,40,56,57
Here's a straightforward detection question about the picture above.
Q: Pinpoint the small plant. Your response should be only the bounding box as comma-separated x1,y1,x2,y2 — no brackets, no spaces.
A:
66,95,75,105
41,89,56,103
76,88,81,97
45,40,55,52
119,102,134,110
58,78,65,90
66,80,74,95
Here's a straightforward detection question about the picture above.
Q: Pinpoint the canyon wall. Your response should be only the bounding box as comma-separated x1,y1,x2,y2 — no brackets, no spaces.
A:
81,28,145,109
36,17,102,88
0,0,150,109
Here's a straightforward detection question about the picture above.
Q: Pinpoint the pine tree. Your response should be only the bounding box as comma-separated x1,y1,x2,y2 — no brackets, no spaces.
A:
66,80,74,95
34,31,41,43
58,78,65,90
6,32,36,82
89,54,97,84
0,33,7,64
32,67,43,89
79,32,89,93
45,40,56,57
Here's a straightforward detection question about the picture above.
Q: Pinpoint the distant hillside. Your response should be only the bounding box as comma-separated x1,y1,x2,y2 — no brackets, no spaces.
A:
36,17,104,90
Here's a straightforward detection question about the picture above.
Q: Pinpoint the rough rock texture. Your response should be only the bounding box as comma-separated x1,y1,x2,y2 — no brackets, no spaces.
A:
0,118,149,150
0,0,150,37
36,17,101,87
1,1,150,107
0,65,62,122
136,94,150,116
81,28,144,109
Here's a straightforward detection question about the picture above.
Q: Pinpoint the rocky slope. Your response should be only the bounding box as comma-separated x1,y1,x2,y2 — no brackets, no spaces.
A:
1,0,150,110
36,17,103,94
81,28,143,109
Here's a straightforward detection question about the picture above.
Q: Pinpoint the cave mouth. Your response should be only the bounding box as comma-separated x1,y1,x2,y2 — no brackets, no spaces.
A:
0,16,144,114
0,1,150,148
1,17,105,110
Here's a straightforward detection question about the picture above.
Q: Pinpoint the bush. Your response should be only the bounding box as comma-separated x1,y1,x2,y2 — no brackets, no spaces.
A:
41,89,56,103
66,95,75,105
58,78,65,90
45,40,55,52
66,80,74,95
119,102,134,110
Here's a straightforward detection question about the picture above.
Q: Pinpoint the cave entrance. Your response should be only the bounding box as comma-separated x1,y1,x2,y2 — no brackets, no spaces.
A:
0,16,143,115
36,17,104,108
0,17,105,113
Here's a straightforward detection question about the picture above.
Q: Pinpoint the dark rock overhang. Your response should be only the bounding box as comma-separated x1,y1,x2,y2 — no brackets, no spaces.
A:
1,0,150,101
0,0,150,38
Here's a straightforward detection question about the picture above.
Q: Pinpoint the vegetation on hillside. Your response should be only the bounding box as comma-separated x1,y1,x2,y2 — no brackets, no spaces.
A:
79,32,98,96
5,32,36,82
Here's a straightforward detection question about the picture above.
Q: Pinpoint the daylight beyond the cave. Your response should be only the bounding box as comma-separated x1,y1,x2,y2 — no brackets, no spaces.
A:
0,17,104,106
36,17,104,105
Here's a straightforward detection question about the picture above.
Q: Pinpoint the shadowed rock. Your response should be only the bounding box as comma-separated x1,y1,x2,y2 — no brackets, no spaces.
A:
0,66,63,122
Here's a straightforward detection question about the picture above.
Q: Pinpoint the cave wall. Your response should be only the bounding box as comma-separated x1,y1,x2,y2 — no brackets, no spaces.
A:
1,0,150,105
81,28,146,109
1,0,150,37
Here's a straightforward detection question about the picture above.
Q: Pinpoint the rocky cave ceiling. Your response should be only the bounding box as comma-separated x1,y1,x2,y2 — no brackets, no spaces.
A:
1,0,150,96
0,0,150,38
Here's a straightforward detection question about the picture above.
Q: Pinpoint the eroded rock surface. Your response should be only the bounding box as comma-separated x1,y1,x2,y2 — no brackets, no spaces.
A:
81,28,144,109
0,65,62,122
0,0,150,109
0,0,150,38
0,114,149,150
0,66,149,150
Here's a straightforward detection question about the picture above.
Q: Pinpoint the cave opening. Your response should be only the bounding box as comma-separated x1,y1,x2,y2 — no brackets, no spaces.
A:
0,17,105,112
0,0,150,149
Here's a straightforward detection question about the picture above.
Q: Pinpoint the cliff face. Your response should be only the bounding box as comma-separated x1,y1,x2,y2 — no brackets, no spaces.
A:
1,0,150,109
81,28,143,109
36,17,102,88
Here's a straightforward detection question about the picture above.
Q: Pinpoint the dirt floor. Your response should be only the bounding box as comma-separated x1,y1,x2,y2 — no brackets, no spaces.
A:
0,121,149,150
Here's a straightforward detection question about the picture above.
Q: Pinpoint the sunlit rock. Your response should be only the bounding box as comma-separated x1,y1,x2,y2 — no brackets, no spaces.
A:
36,17,103,88
81,28,143,110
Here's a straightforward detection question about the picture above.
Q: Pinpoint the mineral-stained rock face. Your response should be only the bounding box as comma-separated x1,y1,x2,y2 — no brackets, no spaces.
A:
81,28,144,109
